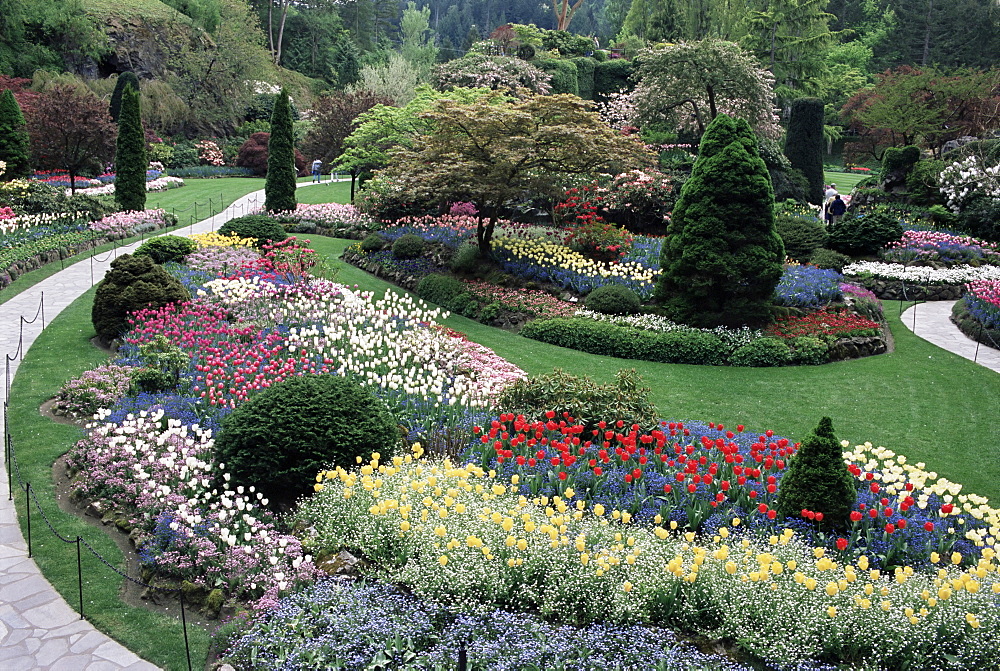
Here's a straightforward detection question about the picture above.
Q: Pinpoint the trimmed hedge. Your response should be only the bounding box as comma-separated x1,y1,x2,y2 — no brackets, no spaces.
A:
593,60,634,99
537,59,579,96
572,57,596,99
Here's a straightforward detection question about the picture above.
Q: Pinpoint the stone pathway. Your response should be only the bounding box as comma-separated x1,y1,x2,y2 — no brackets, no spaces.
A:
900,300,1000,374
1,187,997,669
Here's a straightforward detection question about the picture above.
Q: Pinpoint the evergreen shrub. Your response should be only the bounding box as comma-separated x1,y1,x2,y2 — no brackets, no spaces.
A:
265,89,297,213
537,59,579,95
218,215,287,248
416,273,466,307
114,84,147,212
0,89,31,179
360,233,386,252
392,233,425,259
788,336,829,365
585,284,641,315
134,235,198,264
593,60,633,99
827,210,903,256
572,57,596,99
775,213,827,262
214,374,400,507
450,243,482,273
784,97,825,204
729,337,791,367
808,248,853,271
91,254,189,345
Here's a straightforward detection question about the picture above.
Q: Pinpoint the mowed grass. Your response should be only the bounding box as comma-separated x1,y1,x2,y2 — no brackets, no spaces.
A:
313,236,1000,502
824,170,871,193
145,177,266,225
8,288,210,671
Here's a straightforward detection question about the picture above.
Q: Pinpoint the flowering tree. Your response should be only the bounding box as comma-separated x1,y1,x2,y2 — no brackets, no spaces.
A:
633,39,779,140
382,92,653,256
434,53,552,95
939,155,1000,213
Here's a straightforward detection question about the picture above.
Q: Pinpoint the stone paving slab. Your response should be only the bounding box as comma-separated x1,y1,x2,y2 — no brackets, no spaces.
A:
900,300,1000,373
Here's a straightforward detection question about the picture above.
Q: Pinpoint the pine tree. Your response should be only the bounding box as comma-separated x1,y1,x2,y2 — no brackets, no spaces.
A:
265,88,297,213
656,114,784,328
784,97,825,205
114,84,147,212
109,72,140,123
0,88,31,179
775,417,857,530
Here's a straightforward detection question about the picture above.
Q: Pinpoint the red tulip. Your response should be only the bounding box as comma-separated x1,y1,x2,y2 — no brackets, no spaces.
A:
836,538,848,551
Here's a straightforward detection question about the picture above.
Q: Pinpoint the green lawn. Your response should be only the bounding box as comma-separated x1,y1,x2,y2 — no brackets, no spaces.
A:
145,177,266,225
824,170,871,193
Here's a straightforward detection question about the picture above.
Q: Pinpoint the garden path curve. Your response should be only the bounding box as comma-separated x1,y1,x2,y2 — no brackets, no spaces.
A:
900,301,1000,374
0,182,332,670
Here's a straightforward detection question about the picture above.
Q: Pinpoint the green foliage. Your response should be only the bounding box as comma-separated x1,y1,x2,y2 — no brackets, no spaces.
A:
905,159,944,207
784,98,825,205
657,115,784,328
789,336,829,365
593,60,633,99
133,235,197,264
449,242,482,274
520,317,727,365
214,374,400,507
416,273,466,307
775,212,827,263
0,89,31,179
956,200,1000,243
572,57,596,99
391,233,425,259
217,214,287,248
827,210,903,256
160,0,220,32
536,59,579,96
775,417,857,530
114,84,147,212
91,254,189,344
729,337,791,367
498,368,660,432
585,284,641,315
265,89,297,213
360,233,387,252
879,145,920,183
109,72,140,123
808,247,853,272
131,334,188,394
540,30,592,56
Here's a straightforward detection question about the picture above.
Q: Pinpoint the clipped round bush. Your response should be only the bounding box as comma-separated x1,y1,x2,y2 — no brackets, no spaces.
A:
391,233,425,259
729,337,791,367
775,213,827,263
91,254,190,345
416,273,466,307
134,235,198,264
585,284,641,315
218,214,288,248
360,233,386,252
788,336,829,365
827,210,903,257
214,374,400,507
808,247,853,272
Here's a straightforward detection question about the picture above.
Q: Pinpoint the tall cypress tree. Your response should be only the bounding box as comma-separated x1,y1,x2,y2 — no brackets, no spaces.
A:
784,97,825,205
656,114,784,328
265,88,297,213
115,84,147,212
109,72,140,123
0,89,31,179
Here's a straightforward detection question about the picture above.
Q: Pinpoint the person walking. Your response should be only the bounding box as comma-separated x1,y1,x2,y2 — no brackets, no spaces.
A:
828,194,847,225
311,158,322,183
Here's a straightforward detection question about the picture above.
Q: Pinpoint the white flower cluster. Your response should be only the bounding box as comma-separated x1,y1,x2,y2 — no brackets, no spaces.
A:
843,261,1000,285
939,155,1000,212
0,211,84,234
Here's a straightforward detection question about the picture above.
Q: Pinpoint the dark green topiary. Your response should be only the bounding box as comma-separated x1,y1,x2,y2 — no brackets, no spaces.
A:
391,233,425,259
0,89,31,179
536,59,579,96
783,98,825,205
264,88,297,213
214,374,400,507
775,213,827,263
827,210,903,257
114,83,147,212
109,72,140,123
728,337,791,367
879,145,921,185
775,417,857,530
593,60,634,99
906,159,944,207
572,57,596,99
585,284,641,315
360,233,387,252
499,368,659,432
217,214,288,248
808,247,852,272
134,235,198,264
91,254,190,345
656,114,784,328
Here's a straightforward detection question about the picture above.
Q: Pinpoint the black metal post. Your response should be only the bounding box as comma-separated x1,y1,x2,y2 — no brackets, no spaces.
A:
457,640,467,671
25,482,31,557
77,537,84,619
180,591,193,671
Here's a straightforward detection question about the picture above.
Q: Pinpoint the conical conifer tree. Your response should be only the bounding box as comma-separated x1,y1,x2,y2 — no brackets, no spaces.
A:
115,84,147,212
784,97,825,205
265,88,297,213
0,88,31,179
109,72,140,123
775,417,858,530
656,114,784,327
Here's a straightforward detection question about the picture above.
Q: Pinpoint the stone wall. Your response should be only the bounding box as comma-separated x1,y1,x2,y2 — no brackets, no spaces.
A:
848,277,964,301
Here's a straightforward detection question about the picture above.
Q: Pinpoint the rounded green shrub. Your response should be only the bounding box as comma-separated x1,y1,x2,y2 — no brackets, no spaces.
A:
657,331,727,365
360,233,386,252
416,273,466,307
91,254,190,345
775,417,857,530
788,336,829,365
450,243,482,274
391,233,425,259
499,368,659,432
775,214,827,263
729,337,791,367
134,235,198,264
808,247,853,271
218,214,288,248
827,210,903,257
585,284,641,315
214,374,400,507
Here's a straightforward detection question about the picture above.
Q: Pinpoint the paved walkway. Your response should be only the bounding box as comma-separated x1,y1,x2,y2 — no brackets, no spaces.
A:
1,188,997,669
900,300,1000,373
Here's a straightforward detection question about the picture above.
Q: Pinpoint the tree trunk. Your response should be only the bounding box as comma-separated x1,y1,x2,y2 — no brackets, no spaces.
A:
476,206,497,257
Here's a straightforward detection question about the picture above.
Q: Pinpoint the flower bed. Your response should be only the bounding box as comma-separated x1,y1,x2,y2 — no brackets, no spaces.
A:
882,230,1000,267
843,261,1000,301
951,279,1000,351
